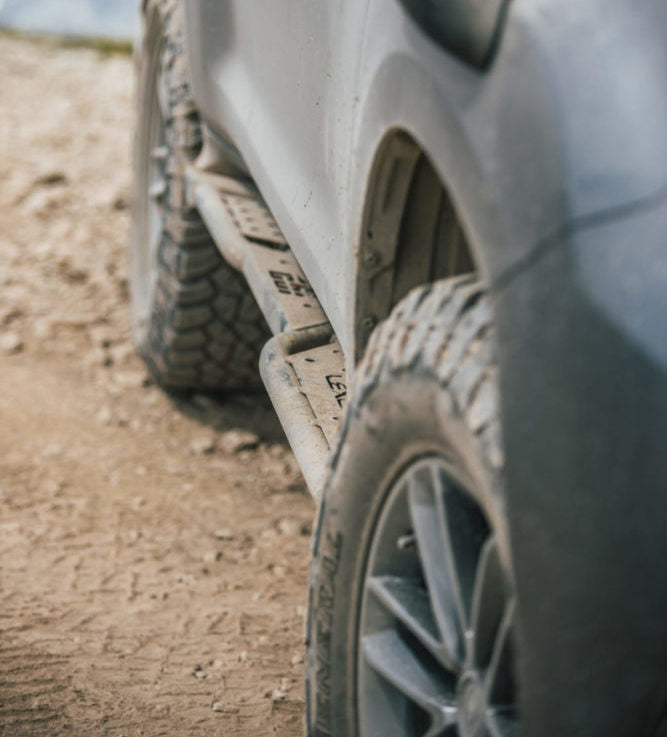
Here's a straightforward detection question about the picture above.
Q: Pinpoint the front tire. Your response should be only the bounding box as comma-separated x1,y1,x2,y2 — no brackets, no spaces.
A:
131,0,268,392
306,276,519,737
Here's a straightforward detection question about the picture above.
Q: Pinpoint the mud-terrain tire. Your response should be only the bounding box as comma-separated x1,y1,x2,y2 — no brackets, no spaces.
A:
131,0,268,392
306,275,519,737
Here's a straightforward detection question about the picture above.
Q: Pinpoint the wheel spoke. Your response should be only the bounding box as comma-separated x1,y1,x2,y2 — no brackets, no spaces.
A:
368,575,458,671
432,465,489,634
423,719,459,737
362,630,458,726
469,537,505,668
485,600,516,707
408,469,464,670
359,458,518,737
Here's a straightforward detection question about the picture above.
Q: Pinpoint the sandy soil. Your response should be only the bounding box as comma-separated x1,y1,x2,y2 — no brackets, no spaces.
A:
0,35,313,737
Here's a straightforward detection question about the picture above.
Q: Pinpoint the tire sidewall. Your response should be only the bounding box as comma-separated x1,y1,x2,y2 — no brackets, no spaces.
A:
308,367,504,737
131,2,166,347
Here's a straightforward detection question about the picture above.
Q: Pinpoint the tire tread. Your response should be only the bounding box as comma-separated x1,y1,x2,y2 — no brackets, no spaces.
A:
134,0,268,392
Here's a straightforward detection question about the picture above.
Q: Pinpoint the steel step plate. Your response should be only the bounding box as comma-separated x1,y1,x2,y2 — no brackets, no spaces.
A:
260,338,346,496
187,166,343,497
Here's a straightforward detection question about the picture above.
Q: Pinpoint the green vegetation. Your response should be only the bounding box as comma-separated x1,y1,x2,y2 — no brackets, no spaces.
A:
0,27,132,55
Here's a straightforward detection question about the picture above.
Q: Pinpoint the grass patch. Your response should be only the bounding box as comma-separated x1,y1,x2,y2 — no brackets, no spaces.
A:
0,27,133,55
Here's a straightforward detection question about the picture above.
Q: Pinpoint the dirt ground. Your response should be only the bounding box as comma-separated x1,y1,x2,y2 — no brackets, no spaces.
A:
0,35,314,737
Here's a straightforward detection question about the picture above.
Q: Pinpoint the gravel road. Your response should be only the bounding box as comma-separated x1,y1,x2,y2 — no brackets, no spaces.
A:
0,35,312,737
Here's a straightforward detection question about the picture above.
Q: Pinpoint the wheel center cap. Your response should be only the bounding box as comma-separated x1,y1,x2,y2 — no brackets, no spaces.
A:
457,673,488,737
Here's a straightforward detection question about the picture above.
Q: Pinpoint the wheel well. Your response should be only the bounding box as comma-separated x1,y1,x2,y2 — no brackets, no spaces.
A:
354,130,475,361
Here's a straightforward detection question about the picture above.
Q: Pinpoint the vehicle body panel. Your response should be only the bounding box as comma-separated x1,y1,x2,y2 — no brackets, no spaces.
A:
183,1,667,732
185,0,666,368
496,195,667,737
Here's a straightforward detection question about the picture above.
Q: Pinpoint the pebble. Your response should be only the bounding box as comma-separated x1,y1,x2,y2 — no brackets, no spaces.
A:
271,689,287,702
113,369,149,389
109,342,135,364
219,429,259,454
212,702,224,712
277,518,299,536
0,331,23,355
34,170,67,187
96,405,113,425
0,306,22,325
191,435,216,455
42,478,64,496
42,442,64,459
214,528,234,541
203,550,223,564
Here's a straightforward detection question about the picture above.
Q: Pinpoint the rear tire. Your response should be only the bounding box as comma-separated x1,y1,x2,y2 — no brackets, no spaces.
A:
131,0,268,392
306,276,519,737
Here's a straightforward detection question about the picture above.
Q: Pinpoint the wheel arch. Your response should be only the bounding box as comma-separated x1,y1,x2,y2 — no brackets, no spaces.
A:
353,128,476,361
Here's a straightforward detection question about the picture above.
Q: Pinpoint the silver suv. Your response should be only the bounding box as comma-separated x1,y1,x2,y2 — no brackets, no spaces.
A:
131,1,667,735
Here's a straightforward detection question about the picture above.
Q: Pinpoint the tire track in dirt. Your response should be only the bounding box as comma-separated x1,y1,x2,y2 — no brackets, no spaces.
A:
0,35,313,736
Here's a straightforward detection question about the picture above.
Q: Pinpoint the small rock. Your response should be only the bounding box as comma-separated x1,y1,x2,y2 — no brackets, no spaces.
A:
271,689,287,702
191,435,216,455
32,318,54,340
291,654,304,666
56,257,88,283
112,194,129,211
86,347,112,368
212,702,224,712
213,528,234,541
0,307,22,326
203,550,223,564
0,332,23,355
114,370,150,389
109,342,135,365
277,518,299,536
88,326,114,347
219,429,259,454
34,170,67,187
42,479,64,496
42,443,64,459
96,405,113,425
125,529,141,544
